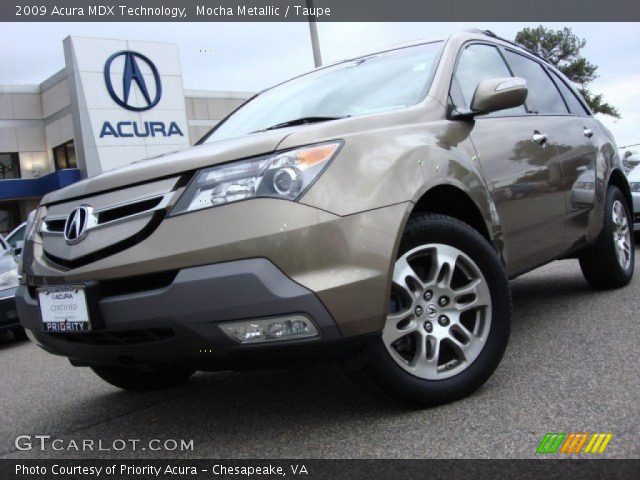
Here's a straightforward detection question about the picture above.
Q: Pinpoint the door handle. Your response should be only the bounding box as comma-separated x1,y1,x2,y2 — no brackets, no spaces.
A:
583,127,594,138
532,132,548,145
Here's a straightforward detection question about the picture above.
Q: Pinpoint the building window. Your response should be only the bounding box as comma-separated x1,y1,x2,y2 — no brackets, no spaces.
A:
0,202,20,236
53,140,77,170
0,152,21,179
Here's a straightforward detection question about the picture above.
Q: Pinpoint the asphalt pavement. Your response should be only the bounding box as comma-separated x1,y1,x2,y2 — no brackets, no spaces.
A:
1,248,639,459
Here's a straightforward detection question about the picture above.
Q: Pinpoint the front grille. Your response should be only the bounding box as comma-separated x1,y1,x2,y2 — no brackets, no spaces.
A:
46,327,174,346
43,218,65,233
46,177,180,215
43,214,155,261
97,196,163,223
40,176,183,268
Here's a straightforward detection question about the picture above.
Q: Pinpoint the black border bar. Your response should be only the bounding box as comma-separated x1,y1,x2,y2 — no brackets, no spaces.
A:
3,459,640,480
3,0,640,22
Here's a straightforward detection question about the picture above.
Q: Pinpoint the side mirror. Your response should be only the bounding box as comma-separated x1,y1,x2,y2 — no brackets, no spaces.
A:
471,77,527,114
453,77,527,119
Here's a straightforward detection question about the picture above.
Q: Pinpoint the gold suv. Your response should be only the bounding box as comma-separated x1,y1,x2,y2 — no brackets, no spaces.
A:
17,30,634,405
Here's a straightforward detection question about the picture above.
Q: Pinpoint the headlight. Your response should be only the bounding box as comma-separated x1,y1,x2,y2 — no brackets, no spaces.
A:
170,141,342,215
0,267,19,291
630,182,640,193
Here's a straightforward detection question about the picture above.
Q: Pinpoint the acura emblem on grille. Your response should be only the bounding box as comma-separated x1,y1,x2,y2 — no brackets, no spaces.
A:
64,206,92,244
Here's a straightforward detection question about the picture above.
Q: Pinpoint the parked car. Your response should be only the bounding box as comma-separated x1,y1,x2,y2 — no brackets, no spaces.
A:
0,249,24,340
627,164,640,234
16,30,634,405
5,222,26,256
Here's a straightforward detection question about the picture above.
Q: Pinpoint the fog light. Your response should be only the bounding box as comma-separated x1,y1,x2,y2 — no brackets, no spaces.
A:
219,315,319,344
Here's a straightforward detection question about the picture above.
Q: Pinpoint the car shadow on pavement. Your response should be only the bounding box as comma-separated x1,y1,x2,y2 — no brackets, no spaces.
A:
0,332,28,351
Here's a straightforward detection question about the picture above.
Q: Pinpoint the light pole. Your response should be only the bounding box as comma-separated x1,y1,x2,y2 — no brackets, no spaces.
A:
306,0,323,67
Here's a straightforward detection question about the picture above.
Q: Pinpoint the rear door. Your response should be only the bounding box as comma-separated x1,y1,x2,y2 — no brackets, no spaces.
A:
451,43,566,275
546,69,600,249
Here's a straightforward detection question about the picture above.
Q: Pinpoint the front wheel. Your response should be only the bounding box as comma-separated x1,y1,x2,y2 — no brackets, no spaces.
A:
579,186,634,289
350,213,512,407
12,327,28,341
91,365,195,391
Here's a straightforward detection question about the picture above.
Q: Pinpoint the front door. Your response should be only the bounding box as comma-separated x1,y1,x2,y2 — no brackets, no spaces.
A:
451,43,567,275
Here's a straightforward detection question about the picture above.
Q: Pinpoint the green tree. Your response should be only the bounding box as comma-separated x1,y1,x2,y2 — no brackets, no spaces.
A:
515,26,620,118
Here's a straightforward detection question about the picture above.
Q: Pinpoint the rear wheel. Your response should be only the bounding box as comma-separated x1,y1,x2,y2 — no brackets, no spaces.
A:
579,186,634,289
91,365,194,391
350,213,512,407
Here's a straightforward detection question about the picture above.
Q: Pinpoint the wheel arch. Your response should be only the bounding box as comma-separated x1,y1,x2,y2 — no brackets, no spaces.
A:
411,183,494,244
607,167,632,210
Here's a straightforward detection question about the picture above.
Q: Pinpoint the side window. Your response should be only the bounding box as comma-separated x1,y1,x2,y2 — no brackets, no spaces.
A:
503,50,568,115
452,44,525,115
550,71,590,115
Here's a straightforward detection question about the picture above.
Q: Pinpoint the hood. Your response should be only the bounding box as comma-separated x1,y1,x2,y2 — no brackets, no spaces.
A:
42,129,293,205
42,98,443,205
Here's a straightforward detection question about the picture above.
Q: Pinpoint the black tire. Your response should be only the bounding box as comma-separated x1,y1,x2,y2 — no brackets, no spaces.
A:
349,213,512,407
91,365,195,391
11,327,28,341
579,186,635,290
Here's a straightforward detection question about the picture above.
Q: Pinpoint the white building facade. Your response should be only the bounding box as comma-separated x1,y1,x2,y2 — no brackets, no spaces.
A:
0,35,252,236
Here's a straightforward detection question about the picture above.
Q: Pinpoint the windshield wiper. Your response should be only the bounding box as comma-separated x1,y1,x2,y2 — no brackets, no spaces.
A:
255,116,347,133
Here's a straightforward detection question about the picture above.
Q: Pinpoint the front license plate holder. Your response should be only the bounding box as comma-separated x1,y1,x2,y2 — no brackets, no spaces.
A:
38,285,92,332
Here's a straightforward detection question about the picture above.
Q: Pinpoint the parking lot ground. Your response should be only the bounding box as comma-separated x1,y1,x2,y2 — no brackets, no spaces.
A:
1,248,639,459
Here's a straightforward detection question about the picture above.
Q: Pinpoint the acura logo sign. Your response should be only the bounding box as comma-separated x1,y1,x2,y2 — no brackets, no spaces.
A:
104,50,162,111
64,206,92,244
99,50,184,140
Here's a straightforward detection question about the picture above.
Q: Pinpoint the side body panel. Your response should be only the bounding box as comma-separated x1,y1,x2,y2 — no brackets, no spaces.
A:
467,116,566,275
550,116,601,251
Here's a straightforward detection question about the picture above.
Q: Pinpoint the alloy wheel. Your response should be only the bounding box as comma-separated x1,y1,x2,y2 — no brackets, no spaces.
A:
383,243,492,380
611,199,632,270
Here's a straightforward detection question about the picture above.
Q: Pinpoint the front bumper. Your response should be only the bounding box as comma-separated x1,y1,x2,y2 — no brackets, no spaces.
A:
0,288,20,332
17,258,348,368
24,199,410,338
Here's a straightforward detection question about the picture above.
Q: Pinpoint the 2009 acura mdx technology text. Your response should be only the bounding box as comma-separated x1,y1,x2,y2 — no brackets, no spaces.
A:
16,30,634,405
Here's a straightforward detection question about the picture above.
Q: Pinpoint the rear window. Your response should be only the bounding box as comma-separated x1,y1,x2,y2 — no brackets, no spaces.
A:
550,71,590,116
503,50,568,115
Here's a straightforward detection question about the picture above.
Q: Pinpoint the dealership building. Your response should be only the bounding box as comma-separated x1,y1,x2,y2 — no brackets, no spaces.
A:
0,35,252,236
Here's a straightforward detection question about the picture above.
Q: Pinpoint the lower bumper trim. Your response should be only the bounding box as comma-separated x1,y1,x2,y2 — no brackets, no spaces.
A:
17,258,342,367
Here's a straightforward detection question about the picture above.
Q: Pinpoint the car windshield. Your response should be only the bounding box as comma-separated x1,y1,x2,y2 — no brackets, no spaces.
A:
204,41,443,143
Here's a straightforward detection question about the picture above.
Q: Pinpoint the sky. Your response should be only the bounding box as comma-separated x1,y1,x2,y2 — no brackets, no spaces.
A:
0,22,638,151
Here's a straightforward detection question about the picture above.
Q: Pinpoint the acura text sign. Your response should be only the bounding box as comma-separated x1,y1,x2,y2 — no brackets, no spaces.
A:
64,36,191,175
100,50,183,139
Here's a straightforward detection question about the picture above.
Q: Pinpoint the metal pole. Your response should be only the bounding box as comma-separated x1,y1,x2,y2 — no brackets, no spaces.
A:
306,0,322,67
